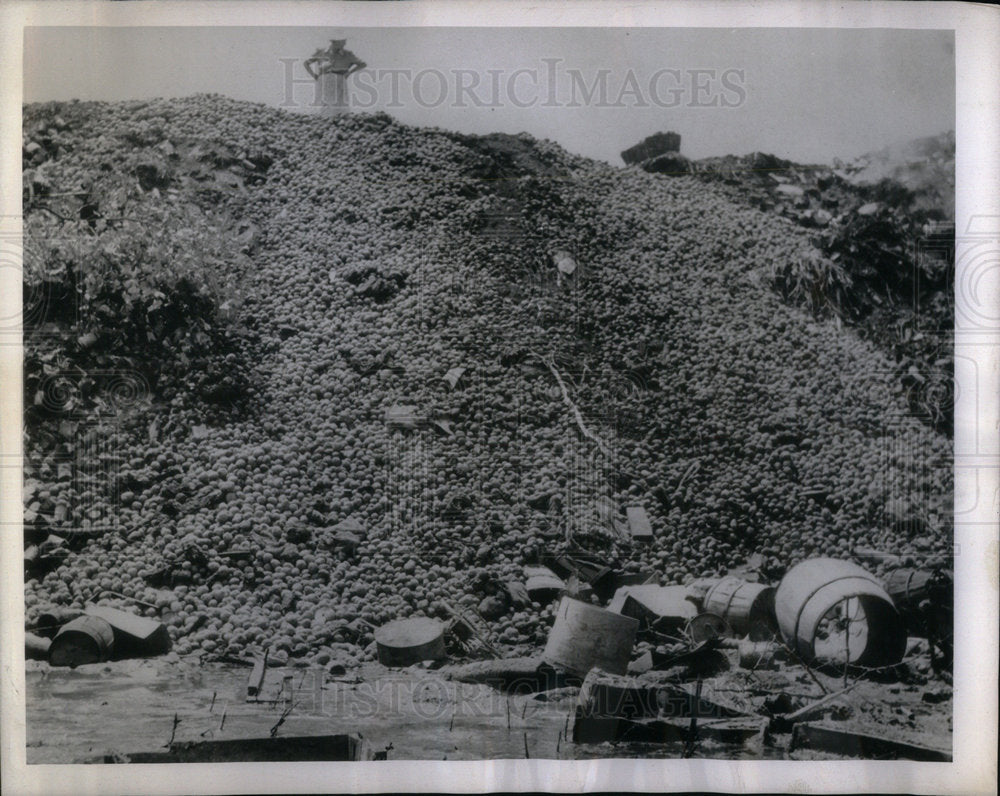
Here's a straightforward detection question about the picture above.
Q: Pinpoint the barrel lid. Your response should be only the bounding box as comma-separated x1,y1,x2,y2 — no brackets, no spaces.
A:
374,617,444,648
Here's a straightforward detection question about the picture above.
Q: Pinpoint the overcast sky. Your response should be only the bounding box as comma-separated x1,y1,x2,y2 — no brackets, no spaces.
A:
23,26,954,165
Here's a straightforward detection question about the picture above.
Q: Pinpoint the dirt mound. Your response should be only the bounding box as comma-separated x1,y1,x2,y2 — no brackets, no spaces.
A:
23,96,950,664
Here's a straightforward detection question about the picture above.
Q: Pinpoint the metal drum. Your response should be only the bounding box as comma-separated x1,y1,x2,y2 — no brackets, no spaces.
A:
543,596,638,678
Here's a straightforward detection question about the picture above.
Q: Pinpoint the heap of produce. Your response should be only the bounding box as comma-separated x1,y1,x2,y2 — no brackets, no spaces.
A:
22,96,951,665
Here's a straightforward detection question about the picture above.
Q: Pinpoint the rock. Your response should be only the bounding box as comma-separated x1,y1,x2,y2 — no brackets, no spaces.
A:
857,201,881,215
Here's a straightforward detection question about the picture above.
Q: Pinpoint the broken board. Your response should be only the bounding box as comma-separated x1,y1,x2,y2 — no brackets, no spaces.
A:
625,505,653,540
102,734,371,763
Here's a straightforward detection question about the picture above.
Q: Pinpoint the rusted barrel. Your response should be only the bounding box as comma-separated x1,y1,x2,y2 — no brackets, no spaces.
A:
48,615,114,667
703,578,777,640
543,596,638,678
374,618,446,667
775,558,906,668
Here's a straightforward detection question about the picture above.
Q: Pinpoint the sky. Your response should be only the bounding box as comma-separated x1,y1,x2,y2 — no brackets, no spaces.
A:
22,26,954,165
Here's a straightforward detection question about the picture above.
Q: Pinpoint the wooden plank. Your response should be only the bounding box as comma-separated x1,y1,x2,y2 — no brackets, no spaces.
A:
103,734,371,763
790,722,952,762
626,506,653,540
247,649,269,698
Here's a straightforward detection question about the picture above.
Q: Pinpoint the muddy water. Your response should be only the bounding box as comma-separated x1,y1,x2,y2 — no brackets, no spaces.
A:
26,657,783,762
26,657,569,763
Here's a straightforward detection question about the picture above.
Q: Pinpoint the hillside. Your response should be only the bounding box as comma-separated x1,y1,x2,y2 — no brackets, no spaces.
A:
22,95,951,664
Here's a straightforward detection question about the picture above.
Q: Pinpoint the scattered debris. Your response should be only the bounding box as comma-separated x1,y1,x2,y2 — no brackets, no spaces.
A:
572,668,749,743
442,367,466,390
441,656,574,693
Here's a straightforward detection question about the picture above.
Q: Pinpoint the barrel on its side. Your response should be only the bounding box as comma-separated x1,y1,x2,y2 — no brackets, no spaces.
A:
374,618,447,667
703,577,776,640
48,615,114,667
543,597,638,678
883,568,953,640
775,558,906,668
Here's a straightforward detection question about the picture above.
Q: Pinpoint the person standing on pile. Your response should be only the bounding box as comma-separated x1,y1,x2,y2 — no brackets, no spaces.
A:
304,39,367,116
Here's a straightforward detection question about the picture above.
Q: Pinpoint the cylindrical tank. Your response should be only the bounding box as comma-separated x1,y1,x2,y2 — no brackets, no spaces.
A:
775,558,906,668
703,578,777,640
374,618,447,667
48,615,114,667
543,596,638,678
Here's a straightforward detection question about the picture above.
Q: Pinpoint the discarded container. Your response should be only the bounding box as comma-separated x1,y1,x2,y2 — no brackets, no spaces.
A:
49,615,114,667
543,597,638,678
374,617,447,667
85,604,172,658
775,558,906,668
524,566,565,603
608,585,698,632
703,577,777,640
